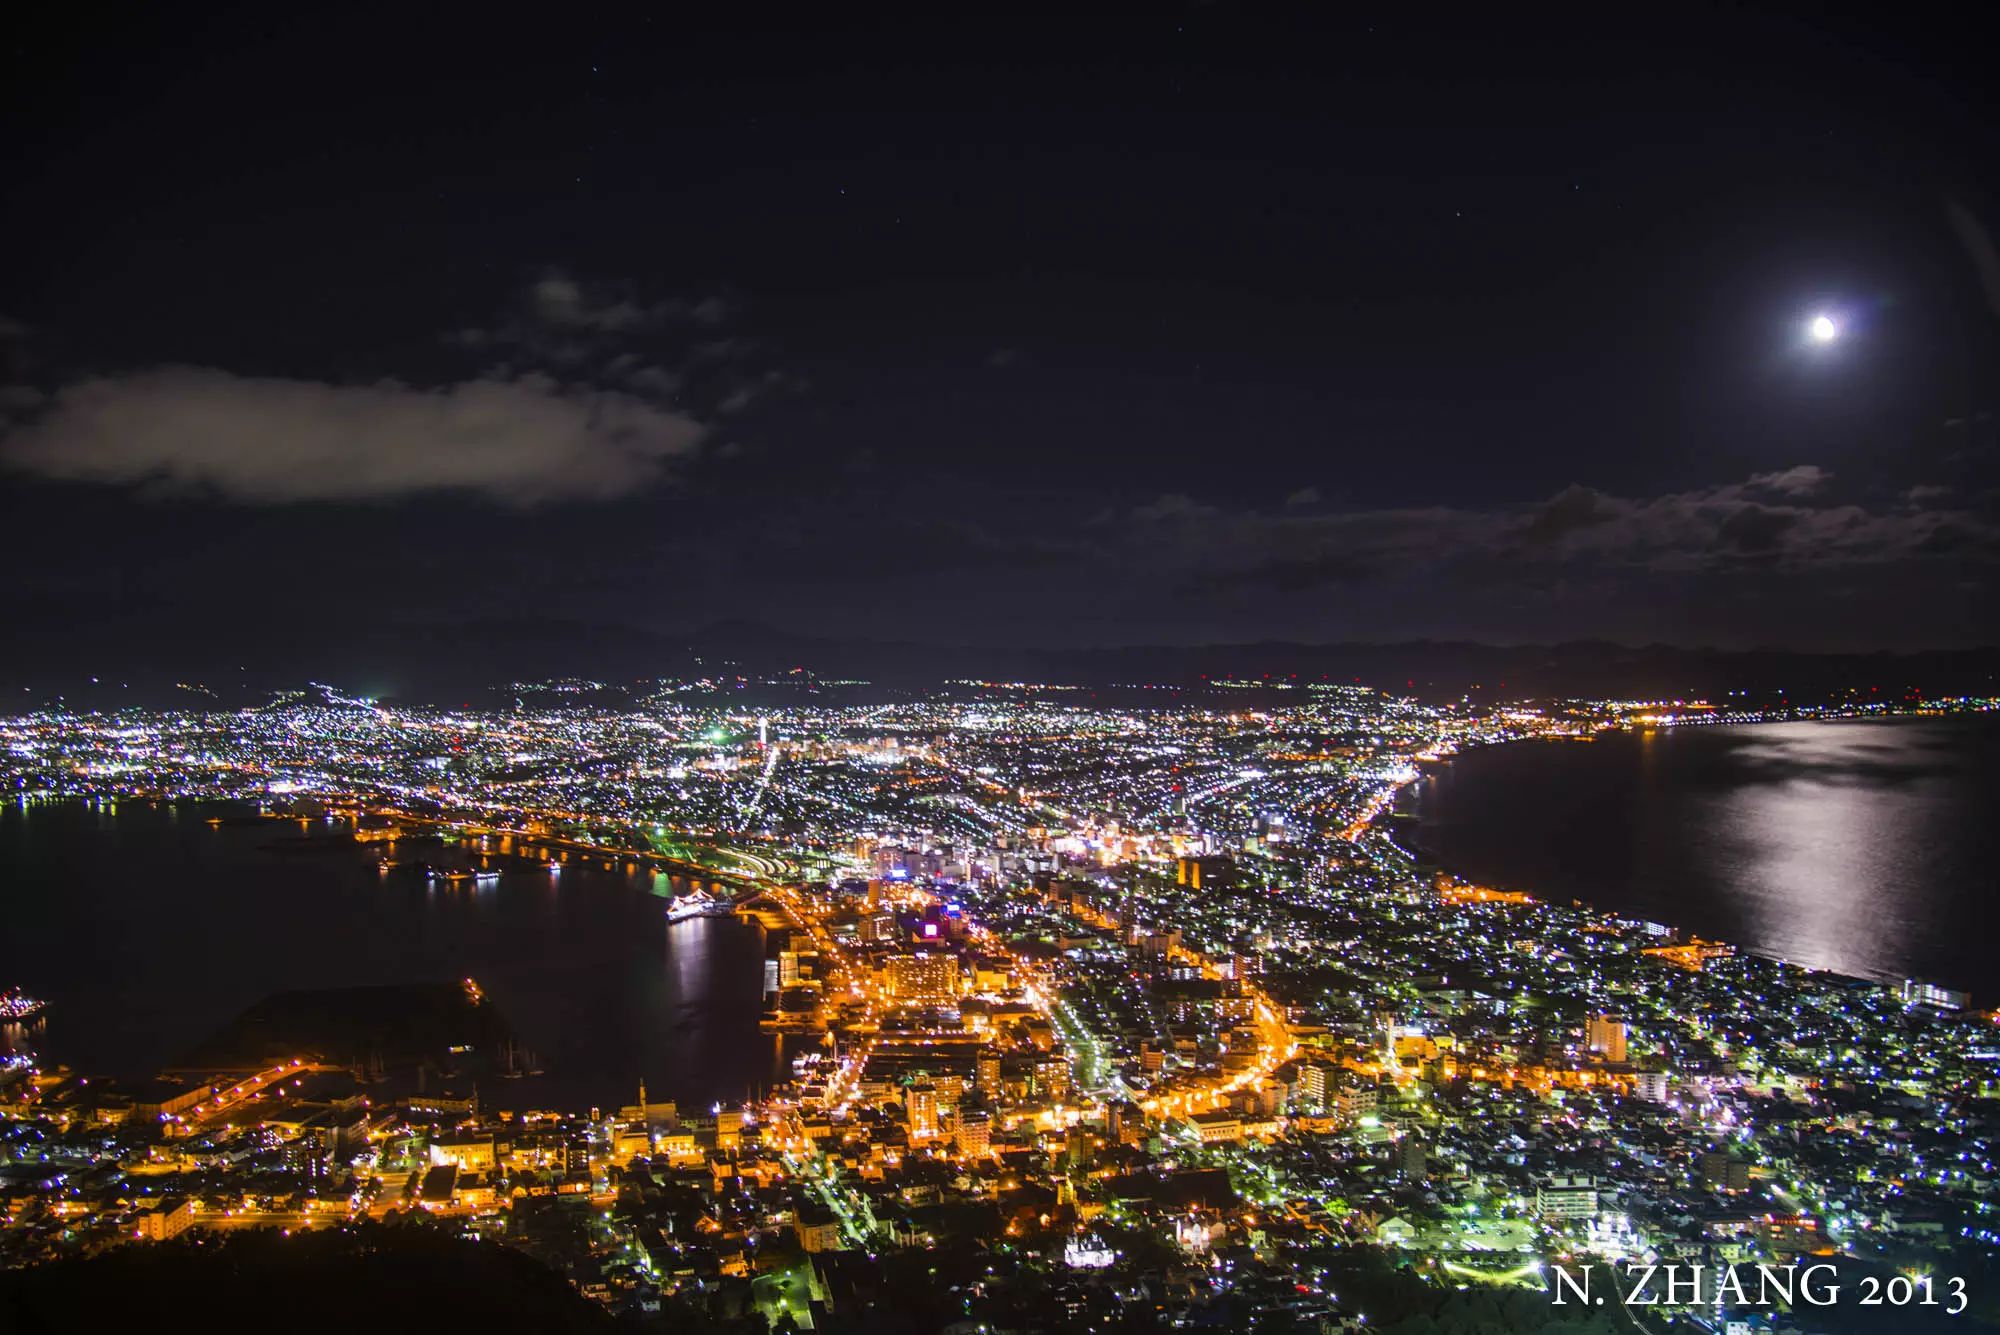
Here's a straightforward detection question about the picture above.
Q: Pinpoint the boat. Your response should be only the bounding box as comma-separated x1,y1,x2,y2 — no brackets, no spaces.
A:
1,989,47,1022
666,890,736,923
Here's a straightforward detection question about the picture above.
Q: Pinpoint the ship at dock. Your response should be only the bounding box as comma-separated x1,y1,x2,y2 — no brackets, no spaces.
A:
1,989,48,1022
666,889,737,923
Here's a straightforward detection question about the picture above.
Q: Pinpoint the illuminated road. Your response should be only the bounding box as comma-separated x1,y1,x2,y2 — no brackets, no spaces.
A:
377,807,767,893
1057,895,1297,1121
169,1058,333,1133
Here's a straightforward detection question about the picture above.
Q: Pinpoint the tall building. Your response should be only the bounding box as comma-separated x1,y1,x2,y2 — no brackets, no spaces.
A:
954,1109,991,1156
1699,1149,1751,1192
907,1083,940,1139
1587,1013,1628,1064
1901,979,1970,1010
1107,1100,1142,1146
137,1197,196,1241
1535,1174,1598,1218
884,952,959,1004
1034,1052,1071,1101
1335,1081,1379,1118
796,1210,842,1253
1299,1061,1337,1111
779,949,814,987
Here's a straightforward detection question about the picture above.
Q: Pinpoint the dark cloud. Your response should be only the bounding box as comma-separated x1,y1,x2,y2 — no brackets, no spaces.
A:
443,272,775,415
1521,484,1617,546
1912,519,2000,557
1130,493,1221,523
1717,503,1799,554
1112,468,2000,594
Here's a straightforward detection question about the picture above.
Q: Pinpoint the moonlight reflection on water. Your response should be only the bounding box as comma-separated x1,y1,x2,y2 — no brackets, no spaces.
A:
1416,716,2000,997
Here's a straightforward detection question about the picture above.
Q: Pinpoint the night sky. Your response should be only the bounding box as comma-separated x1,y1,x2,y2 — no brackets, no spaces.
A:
5,4,1998,683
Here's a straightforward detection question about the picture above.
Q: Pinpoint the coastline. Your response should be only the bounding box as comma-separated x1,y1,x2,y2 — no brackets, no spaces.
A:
1374,709,1996,1001
0,798,787,1107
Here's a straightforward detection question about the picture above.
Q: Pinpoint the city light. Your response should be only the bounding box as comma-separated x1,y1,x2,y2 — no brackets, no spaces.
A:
0,678,1991,1325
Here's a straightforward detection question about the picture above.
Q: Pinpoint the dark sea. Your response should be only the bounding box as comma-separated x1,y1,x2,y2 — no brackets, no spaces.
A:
0,799,793,1108
1411,714,2000,1001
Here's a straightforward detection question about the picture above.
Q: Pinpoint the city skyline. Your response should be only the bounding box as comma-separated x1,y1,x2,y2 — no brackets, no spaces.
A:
4,682,1995,1328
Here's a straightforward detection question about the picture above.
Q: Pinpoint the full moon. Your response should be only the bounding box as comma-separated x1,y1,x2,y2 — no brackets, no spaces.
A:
1808,313,1840,343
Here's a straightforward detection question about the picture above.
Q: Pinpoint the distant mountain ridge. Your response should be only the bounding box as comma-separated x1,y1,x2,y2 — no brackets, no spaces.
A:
684,621,2000,701
11,613,1997,707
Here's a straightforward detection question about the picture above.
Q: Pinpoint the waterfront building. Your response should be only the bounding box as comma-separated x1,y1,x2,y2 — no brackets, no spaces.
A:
1901,979,1970,1010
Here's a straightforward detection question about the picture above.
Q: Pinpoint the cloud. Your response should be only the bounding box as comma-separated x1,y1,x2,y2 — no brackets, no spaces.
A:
1715,503,1798,554
1131,492,1220,523
447,271,765,412
0,368,704,505
1745,464,1828,497
0,384,45,414
527,273,731,333
1521,483,1616,545
1283,485,1322,507
1117,466,2000,593
0,271,796,506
